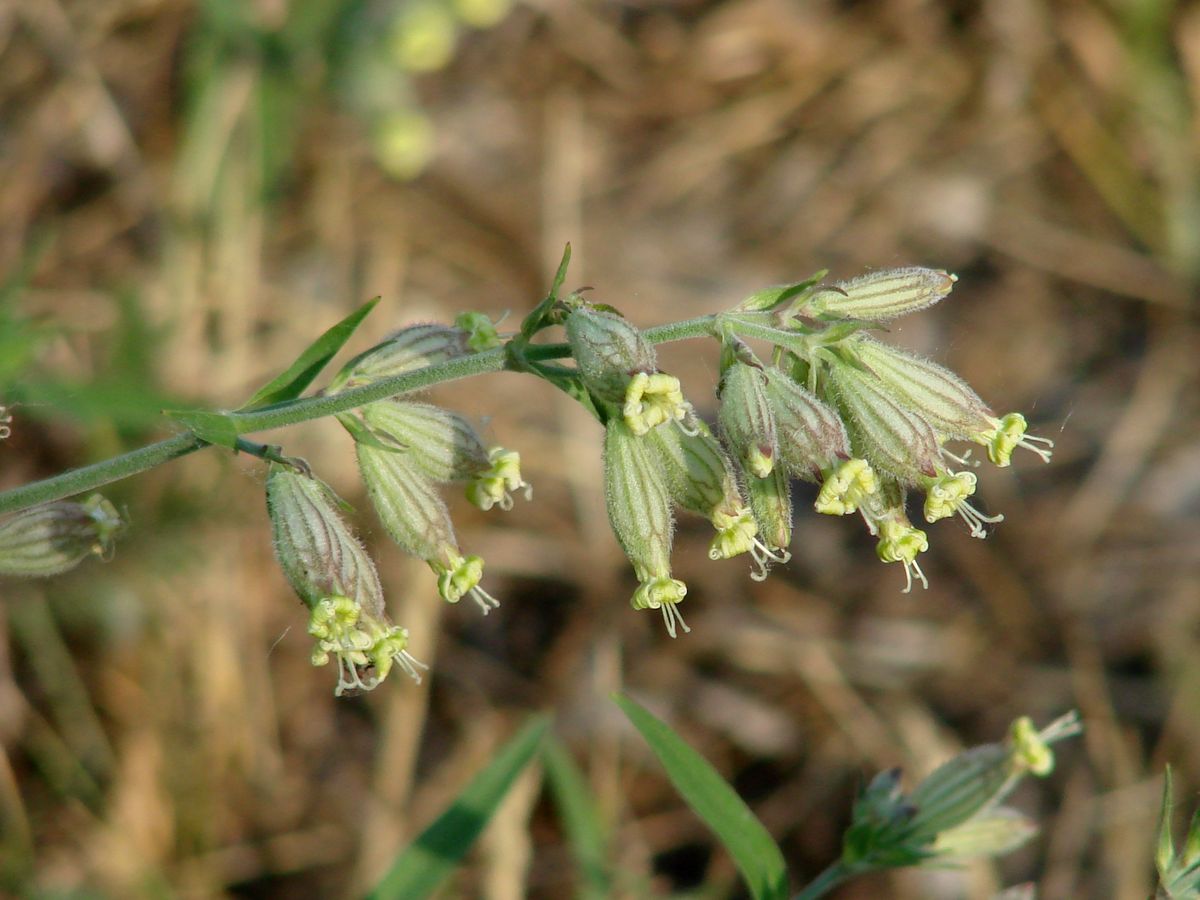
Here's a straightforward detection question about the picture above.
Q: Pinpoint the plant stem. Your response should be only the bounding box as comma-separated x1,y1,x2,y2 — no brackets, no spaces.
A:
793,861,856,900
0,314,719,515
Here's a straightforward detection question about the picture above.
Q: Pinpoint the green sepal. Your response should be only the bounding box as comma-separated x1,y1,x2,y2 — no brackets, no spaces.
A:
239,296,380,410
165,408,239,448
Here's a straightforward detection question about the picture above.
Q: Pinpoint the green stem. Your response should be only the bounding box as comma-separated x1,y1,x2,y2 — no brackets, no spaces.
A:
793,861,857,900
0,315,718,516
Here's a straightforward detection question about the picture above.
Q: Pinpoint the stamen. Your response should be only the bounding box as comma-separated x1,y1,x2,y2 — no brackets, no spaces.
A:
660,601,691,638
749,538,791,582
957,500,1004,539
470,584,501,615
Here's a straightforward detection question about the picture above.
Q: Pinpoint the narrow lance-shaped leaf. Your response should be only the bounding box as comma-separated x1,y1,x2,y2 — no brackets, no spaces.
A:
239,296,380,410
542,737,612,900
367,716,550,900
615,694,789,900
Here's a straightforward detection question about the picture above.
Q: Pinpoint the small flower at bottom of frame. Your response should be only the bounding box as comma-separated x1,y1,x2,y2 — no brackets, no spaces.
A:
604,418,689,637
266,465,426,694
356,441,500,613
0,494,124,578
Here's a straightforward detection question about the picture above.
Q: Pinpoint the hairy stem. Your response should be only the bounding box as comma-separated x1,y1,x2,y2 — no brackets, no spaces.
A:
0,315,718,515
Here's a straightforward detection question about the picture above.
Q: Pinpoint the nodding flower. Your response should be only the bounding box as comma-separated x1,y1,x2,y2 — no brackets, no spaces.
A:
0,494,123,578
466,447,532,511
266,465,425,694
604,418,690,637
974,412,1054,467
860,481,930,593
355,440,501,615
623,371,689,436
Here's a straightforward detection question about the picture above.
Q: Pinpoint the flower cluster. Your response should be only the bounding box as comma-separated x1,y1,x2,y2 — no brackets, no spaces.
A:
562,266,1053,638
266,317,526,694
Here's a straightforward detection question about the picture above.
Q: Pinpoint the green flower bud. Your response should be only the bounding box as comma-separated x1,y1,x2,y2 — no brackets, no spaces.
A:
928,808,1037,862
266,466,384,615
356,441,499,613
360,400,491,483
762,367,851,479
827,358,942,483
565,305,657,405
603,419,689,636
329,323,470,392
848,336,993,439
905,744,1014,842
745,466,793,579
808,267,957,321
718,362,777,478
0,494,123,578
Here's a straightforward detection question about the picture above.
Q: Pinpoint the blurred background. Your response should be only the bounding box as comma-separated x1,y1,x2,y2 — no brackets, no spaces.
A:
1,0,1198,897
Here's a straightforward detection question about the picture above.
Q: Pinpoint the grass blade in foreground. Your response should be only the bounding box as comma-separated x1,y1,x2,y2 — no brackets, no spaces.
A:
542,736,612,899
615,694,789,900
367,715,549,900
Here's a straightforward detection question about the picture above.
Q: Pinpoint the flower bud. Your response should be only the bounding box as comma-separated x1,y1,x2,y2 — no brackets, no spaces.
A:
928,808,1038,862
827,358,942,483
565,305,657,405
0,494,123,578
267,466,384,614
718,362,777,478
848,337,992,439
356,441,499,613
905,744,1014,842
360,400,491,483
329,323,470,392
603,419,689,636
762,367,850,479
745,466,793,578
808,267,956,321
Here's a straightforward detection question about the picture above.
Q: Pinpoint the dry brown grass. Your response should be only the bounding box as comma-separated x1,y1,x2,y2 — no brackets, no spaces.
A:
2,0,1199,897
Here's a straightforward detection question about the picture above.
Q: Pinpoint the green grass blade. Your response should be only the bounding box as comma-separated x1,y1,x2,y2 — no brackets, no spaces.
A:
367,715,550,900
542,736,612,899
239,296,380,410
615,694,789,900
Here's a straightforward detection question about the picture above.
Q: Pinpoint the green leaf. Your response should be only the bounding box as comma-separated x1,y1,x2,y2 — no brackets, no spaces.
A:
367,716,550,900
1159,766,1177,878
734,271,827,313
542,737,611,900
164,409,239,449
518,244,572,342
615,694,788,900
239,297,380,410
